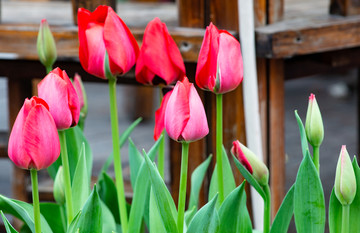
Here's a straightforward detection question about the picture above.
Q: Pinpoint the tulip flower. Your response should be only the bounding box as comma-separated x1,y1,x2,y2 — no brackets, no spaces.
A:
154,88,173,141
195,22,243,94
231,140,269,186
78,5,139,79
305,93,324,147
8,96,60,170
136,17,185,85
334,145,356,205
73,73,88,131
37,19,57,73
38,67,80,130
164,77,209,142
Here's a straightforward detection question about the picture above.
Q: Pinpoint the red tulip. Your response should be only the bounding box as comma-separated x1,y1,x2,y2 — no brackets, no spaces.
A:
38,67,80,130
8,96,60,170
136,17,185,85
78,5,139,79
195,23,243,94
154,89,173,140
164,77,209,142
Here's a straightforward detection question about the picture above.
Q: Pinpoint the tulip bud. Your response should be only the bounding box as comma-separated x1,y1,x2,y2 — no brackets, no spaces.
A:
8,97,60,170
37,19,57,69
334,145,356,205
154,88,173,141
73,73,88,118
305,94,324,147
53,166,65,205
231,140,269,186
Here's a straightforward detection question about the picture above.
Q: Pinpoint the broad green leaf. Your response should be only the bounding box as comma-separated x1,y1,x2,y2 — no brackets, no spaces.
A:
294,151,325,233
328,189,341,233
149,188,167,233
270,185,295,233
40,202,66,233
188,155,212,210
101,201,117,232
295,110,310,157
144,152,177,233
218,182,252,233
72,143,90,215
187,194,219,233
98,171,120,224
128,138,144,188
184,207,197,227
0,195,53,233
232,153,266,200
209,146,236,206
1,211,18,233
67,211,81,233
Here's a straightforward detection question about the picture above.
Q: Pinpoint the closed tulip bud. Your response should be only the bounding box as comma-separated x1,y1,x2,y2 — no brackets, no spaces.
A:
154,88,173,141
8,97,60,170
53,166,65,205
335,145,356,205
73,73,88,118
38,67,80,130
164,77,209,142
231,140,269,186
305,93,324,147
136,17,185,85
195,22,243,94
37,19,57,69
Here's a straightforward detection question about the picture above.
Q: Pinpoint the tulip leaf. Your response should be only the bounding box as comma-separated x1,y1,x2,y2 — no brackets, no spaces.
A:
67,211,81,233
188,155,212,210
218,182,252,233
72,143,90,215
185,206,197,227
98,171,120,224
294,151,325,233
328,188,342,233
39,202,66,233
101,201,117,232
270,185,295,233
128,138,144,188
349,157,360,232
149,188,167,233
144,151,178,233
187,194,219,233
209,146,236,207
1,211,18,233
232,153,266,200
295,110,310,158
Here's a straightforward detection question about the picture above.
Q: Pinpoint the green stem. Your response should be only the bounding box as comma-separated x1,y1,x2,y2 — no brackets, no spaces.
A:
313,146,320,173
108,77,128,233
177,142,189,233
30,169,41,233
263,184,271,233
45,65,52,74
59,130,74,224
342,205,350,233
216,94,224,204
158,90,165,179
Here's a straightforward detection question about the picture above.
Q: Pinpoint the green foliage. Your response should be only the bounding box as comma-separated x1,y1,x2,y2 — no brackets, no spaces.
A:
1,211,18,233
39,202,66,233
270,185,294,233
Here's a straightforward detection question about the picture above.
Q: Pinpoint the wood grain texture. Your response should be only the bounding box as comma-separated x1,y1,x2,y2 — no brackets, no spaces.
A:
330,0,360,16
178,0,205,27
254,0,267,27
268,0,284,24
208,0,238,30
0,132,8,158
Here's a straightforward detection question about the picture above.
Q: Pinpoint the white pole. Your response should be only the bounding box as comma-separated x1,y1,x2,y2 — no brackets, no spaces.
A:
238,0,265,231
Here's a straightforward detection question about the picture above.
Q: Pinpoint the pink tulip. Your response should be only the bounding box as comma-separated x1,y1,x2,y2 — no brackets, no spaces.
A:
154,89,173,140
38,67,80,130
8,97,60,170
78,5,139,79
136,17,185,85
164,77,209,142
73,73,85,109
195,23,243,94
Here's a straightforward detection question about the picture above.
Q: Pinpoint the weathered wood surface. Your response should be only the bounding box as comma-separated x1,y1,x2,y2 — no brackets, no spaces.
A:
330,0,360,16
0,132,8,158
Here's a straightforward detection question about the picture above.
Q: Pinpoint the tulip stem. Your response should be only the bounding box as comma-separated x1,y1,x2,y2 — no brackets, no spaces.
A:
216,94,224,204
342,204,350,233
30,169,41,233
59,130,74,224
177,142,189,233
313,146,320,173
158,90,165,179
108,77,128,233
263,184,271,233
45,65,52,74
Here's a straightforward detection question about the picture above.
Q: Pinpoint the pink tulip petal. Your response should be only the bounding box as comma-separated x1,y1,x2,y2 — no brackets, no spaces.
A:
74,74,84,109
78,8,91,73
85,24,106,78
154,90,173,140
232,140,253,173
135,49,156,84
62,70,80,126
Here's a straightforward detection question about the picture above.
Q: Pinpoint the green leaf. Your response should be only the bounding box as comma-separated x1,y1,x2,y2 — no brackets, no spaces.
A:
101,201,117,233
128,138,144,188
187,194,219,233
184,207,197,227
73,185,102,233
98,171,119,224
294,151,325,233
218,182,252,233
149,188,167,233
39,202,66,233
349,157,360,232
0,195,53,233
328,188,341,233
295,110,310,157
270,185,295,233
144,151,177,233
232,153,266,200
188,155,212,210
72,143,90,215
209,146,236,207
67,211,81,233
1,211,18,233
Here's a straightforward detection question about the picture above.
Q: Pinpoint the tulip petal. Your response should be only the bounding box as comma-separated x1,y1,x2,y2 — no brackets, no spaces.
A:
84,24,106,78
78,8,91,74
135,49,156,84
154,90,173,140
231,141,253,174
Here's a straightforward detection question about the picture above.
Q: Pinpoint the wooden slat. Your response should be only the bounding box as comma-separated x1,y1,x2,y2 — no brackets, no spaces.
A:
178,0,205,27
209,0,238,30
256,14,360,58
0,132,8,158
254,0,267,27
330,0,360,16
268,0,284,24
